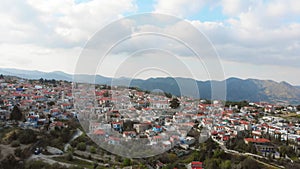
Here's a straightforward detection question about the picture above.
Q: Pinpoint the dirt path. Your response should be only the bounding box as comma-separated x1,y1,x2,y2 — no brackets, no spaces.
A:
29,154,72,167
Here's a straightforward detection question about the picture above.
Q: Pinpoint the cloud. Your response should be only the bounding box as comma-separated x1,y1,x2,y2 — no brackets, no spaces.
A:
0,0,300,84
187,0,300,69
0,0,137,47
0,43,81,73
221,0,253,16
153,0,205,17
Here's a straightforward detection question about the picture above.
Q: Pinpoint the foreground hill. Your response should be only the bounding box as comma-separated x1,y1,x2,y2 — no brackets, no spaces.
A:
1,68,299,103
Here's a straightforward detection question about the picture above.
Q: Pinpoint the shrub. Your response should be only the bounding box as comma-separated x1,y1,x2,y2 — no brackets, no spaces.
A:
76,142,86,151
11,140,20,147
18,129,36,144
90,146,96,154
65,152,73,161
123,158,132,166
14,148,22,157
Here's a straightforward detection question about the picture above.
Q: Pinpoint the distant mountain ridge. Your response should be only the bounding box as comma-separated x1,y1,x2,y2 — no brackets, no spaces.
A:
0,68,299,104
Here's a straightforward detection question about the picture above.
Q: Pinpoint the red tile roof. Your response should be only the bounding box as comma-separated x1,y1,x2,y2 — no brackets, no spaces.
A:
94,129,105,135
191,161,203,169
244,138,270,143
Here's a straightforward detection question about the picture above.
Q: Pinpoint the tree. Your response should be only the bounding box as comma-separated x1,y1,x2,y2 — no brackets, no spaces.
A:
11,140,20,147
47,101,56,107
241,157,259,169
204,158,220,169
90,146,96,154
297,105,300,111
103,91,109,97
164,92,172,98
0,154,22,169
65,152,74,161
123,158,132,166
169,98,180,109
14,148,22,157
76,142,86,151
61,128,72,143
220,160,231,169
39,78,44,84
10,105,23,121
167,153,178,163
18,129,37,144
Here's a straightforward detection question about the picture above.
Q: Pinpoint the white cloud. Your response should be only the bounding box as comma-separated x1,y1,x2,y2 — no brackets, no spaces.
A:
0,0,137,47
0,0,300,84
221,0,252,16
187,0,300,69
153,0,205,17
0,43,81,73
0,0,137,73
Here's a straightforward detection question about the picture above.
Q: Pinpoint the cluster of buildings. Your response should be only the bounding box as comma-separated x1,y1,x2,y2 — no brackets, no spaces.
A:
85,87,199,154
1,75,300,161
85,86,300,158
204,102,300,156
0,77,76,129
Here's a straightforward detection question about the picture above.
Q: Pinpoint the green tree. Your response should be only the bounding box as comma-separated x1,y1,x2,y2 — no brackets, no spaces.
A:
241,157,260,169
204,158,221,169
11,140,20,147
69,166,84,169
76,142,86,151
220,160,231,169
164,92,172,98
167,153,178,163
103,91,109,97
47,101,56,107
90,146,96,154
14,147,22,157
0,154,23,169
61,128,72,143
297,105,300,111
213,149,225,158
39,78,44,84
25,160,50,169
10,105,22,121
169,98,180,109
65,152,74,161
123,158,132,166
18,129,36,144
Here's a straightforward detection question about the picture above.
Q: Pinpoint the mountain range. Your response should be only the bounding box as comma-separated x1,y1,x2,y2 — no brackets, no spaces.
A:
1,68,299,104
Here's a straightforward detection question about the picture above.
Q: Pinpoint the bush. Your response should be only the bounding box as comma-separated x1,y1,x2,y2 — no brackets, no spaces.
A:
50,138,63,150
123,158,132,166
14,148,22,157
220,160,231,169
76,142,86,151
25,160,50,169
18,129,36,144
90,146,96,154
69,166,84,169
65,152,74,161
241,157,259,169
11,140,20,147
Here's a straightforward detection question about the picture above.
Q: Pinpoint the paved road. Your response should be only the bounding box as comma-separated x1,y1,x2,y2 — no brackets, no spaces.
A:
27,128,84,167
64,128,83,152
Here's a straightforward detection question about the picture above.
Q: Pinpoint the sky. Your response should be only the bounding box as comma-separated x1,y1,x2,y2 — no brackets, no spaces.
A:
0,0,300,85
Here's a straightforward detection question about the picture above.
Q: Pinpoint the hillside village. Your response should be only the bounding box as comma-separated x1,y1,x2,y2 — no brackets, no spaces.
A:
1,75,300,168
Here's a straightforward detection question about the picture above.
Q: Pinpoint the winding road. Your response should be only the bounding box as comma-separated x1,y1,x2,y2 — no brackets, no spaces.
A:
64,128,83,152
